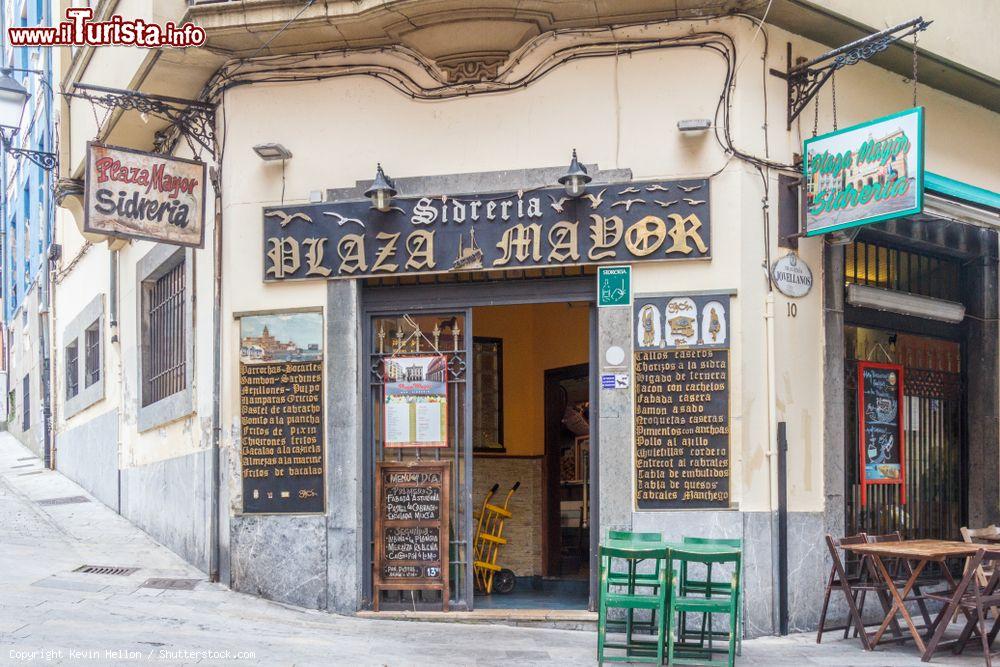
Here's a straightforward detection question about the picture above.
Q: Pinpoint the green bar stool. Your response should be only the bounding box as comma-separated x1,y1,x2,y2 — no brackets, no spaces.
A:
679,537,743,654
597,543,669,665
606,531,664,639
669,547,741,667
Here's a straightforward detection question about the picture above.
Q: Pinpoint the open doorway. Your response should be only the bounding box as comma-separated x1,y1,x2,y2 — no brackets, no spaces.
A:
471,302,591,610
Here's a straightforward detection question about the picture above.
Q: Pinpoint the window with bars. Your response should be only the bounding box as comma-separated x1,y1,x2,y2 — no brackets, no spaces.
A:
66,339,79,399
141,256,186,407
844,240,962,302
84,321,100,387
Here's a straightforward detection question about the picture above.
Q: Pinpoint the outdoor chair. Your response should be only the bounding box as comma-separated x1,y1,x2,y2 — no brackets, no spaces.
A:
667,547,740,667
816,533,901,650
923,548,1000,666
677,536,743,654
597,543,669,664
962,526,1000,619
605,531,664,638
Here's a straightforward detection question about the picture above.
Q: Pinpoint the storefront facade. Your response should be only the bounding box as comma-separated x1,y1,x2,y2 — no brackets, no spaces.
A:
49,2,999,640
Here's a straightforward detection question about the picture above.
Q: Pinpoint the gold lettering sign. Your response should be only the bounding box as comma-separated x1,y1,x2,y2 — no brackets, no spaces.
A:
303,238,332,277
625,215,667,257
494,223,542,266
589,214,622,261
337,234,368,274
373,232,400,273
666,213,709,255
405,230,436,271
547,221,579,263
266,237,300,279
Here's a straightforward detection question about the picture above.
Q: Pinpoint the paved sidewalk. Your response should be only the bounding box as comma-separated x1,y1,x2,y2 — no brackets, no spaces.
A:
0,432,993,665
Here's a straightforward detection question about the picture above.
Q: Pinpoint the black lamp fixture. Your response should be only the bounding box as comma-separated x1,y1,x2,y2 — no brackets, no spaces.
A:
364,163,398,212
0,69,57,171
558,148,591,198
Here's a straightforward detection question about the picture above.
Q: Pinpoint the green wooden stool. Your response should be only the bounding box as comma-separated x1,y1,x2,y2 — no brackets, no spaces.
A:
597,543,669,665
678,537,743,654
669,547,741,667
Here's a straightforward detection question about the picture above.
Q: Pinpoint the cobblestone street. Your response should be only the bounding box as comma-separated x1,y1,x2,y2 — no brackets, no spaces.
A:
0,432,995,666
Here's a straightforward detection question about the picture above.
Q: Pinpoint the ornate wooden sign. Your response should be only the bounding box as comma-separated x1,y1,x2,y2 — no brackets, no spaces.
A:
85,142,206,248
239,312,325,514
633,294,731,509
261,179,711,280
858,362,905,506
374,461,450,610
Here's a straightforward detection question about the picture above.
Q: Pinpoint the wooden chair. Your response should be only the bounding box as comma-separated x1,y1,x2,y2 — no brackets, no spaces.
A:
816,533,872,651
923,548,1000,666
962,526,1000,617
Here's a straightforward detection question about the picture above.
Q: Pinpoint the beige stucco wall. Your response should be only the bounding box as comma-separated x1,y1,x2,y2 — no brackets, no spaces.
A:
52,13,1000,523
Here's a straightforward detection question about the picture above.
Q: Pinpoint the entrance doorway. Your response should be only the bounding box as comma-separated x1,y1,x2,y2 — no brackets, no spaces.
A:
362,276,598,613
471,303,590,610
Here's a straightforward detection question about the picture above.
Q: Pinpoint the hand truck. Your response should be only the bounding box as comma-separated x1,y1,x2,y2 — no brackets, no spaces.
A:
473,481,519,594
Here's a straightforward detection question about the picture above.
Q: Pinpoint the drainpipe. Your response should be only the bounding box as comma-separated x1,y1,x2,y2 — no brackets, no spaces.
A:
209,166,223,583
764,291,781,635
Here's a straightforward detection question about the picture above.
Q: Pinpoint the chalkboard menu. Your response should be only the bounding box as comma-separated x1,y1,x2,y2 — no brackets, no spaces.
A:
857,362,906,506
239,312,325,514
374,461,450,610
633,294,731,510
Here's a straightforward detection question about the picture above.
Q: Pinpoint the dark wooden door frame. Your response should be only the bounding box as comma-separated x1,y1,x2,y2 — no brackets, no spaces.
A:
543,362,590,577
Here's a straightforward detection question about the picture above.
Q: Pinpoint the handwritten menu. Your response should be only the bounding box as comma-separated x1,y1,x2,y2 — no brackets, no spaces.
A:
240,360,325,513
374,461,450,610
858,362,905,505
633,294,731,510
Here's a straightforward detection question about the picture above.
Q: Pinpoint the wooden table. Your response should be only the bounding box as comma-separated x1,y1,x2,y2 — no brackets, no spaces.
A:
845,539,980,658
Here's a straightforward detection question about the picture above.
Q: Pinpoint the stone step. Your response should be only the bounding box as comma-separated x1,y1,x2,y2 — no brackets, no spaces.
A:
356,608,597,632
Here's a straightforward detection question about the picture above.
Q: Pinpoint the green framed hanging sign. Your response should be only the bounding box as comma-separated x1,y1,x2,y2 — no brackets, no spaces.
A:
803,107,924,236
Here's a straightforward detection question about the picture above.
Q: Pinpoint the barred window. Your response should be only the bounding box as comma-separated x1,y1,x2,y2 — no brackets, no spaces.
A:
21,374,29,431
141,256,186,407
84,321,100,387
66,339,79,399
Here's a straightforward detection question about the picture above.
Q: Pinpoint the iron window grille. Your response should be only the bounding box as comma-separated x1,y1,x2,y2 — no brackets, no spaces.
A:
84,321,100,387
66,339,79,399
141,257,186,407
845,240,962,303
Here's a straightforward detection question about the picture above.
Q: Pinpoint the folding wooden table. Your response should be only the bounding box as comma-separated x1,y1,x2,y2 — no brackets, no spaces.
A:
844,539,980,658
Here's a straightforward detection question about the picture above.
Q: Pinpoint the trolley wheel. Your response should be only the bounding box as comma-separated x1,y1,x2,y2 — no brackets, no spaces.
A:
494,569,516,594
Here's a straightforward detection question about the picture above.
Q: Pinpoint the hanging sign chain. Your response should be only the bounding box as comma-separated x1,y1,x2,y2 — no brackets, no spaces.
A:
912,30,919,107
831,71,838,131
812,88,819,137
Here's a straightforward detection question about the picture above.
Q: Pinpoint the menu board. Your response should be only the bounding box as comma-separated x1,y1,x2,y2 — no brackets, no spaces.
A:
383,355,449,448
633,294,731,510
239,312,324,514
857,362,906,506
374,461,450,610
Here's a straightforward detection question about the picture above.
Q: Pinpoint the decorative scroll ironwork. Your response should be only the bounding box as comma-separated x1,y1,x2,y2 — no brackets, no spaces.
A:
66,83,216,156
772,17,932,130
0,129,58,171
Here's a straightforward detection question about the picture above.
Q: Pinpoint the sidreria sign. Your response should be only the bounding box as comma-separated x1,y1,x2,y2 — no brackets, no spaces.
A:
84,142,206,248
261,178,712,281
804,107,923,237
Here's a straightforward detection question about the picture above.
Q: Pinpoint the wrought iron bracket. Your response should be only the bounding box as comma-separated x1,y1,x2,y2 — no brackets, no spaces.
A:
66,83,216,156
770,17,932,130
0,129,58,171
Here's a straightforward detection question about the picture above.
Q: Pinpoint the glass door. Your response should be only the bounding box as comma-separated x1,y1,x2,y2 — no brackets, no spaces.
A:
367,310,474,610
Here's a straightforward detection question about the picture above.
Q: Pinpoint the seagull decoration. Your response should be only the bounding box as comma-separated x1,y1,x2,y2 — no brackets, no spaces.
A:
611,198,645,212
265,210,313,228
646,184,670,192
654,200,679,209
581,187,607,209
683,198,706,206
618,186,641,195
678,184,703,193
548,194,570,213
322,211,366,228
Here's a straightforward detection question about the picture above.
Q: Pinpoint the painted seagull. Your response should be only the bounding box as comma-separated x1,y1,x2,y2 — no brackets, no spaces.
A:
683,198,706,206
654,200,679,209
646,184,670,192
548,194,570,213
265,210,313,227
611,198,645,211
618,186,641,195
322,211,366,228
679,184,703,193
581,187,607,209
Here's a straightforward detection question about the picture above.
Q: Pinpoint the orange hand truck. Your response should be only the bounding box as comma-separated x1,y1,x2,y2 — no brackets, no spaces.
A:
473,481,519,594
